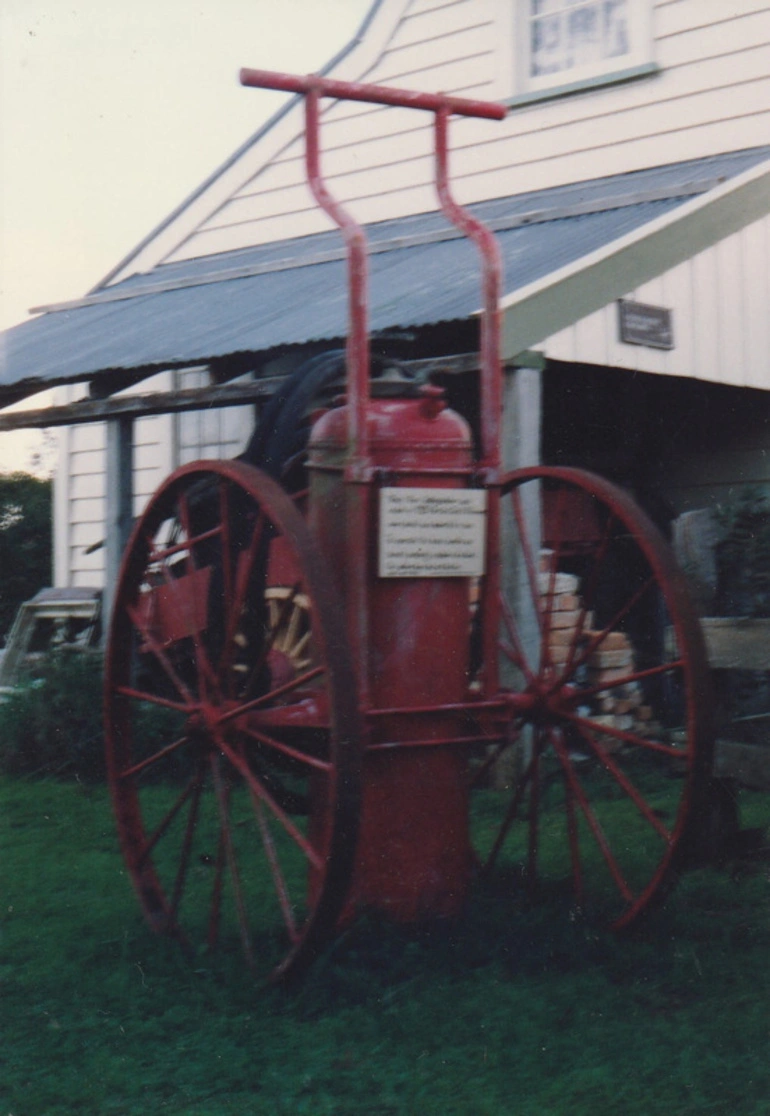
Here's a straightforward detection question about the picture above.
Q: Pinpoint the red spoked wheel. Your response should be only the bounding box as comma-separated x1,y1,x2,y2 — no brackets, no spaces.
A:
104,460,361,983
473,467,712,929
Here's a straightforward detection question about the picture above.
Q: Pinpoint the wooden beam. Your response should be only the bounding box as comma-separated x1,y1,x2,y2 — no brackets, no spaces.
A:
0,378,287,432
0,354,482,432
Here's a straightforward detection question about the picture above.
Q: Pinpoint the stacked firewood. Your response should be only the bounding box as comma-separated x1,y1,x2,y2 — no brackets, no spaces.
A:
538,557,659,749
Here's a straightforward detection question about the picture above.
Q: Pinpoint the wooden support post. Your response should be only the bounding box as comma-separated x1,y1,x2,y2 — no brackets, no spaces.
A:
103,416,134,637
500,359,543,684
496,359,543,786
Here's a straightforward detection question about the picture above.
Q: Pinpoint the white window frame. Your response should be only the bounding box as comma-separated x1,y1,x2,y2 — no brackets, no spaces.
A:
506,0,653,102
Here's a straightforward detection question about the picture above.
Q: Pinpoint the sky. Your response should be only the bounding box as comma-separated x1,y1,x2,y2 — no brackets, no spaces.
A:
0,0,372,472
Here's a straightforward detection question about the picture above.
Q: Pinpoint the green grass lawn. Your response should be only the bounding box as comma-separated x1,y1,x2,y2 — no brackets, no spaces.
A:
2,774,769,1115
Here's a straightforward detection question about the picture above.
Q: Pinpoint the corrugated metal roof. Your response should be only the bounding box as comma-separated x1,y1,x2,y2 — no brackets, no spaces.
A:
2,146,769,402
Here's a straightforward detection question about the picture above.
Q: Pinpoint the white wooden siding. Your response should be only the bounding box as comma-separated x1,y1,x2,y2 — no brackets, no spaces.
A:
51,0,770,591
54,364,259,588
55,383,103,588
175,368,254,465
142,0,770,269
542,213,770,390
54,373,175,587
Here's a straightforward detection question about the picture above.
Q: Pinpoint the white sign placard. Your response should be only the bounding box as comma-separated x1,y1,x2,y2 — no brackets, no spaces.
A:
379,487,487,578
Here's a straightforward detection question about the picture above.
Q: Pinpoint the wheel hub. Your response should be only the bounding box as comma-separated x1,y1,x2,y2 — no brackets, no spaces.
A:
518,677,581,726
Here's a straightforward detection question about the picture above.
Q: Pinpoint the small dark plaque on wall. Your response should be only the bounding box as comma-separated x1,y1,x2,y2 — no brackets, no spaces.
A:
618,300,674,350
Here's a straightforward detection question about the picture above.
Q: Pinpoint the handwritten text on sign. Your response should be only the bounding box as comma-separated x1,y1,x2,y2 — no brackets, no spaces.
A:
379,488,487,578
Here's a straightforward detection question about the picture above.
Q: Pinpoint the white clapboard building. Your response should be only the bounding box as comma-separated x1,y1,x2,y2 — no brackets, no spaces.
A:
1,0,770,599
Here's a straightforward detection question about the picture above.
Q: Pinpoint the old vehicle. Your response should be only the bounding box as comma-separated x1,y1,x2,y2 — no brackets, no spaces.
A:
103,71,712,983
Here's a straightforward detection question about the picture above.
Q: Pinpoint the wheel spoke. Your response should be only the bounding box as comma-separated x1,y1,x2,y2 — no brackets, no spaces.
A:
136,776,197,870
563,513,613,674
484,749,538,872
120,734,189,780
499,592,537,686
169,770,205,928
219,511,267,677
550,730,634,904
563,711,684,759
574,659,685,701
283,602,302,650
469,734,514,789
216,736,323,870
241,582,303,700
240,723,331,772
291,630,312,668
571,720,672,842
559,575,657,682
249,791,299,943
219,665,325,724
210,756,254,967
126,603,195,705
218,480,234,624
115,685,191,715
148,524,221,564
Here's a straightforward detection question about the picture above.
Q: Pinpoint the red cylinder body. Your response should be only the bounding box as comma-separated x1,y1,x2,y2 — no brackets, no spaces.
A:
308,389,475,921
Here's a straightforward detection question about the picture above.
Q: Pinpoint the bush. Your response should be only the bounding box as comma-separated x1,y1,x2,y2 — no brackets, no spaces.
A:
715,488,770,618
714,489,770,725
0,649,105,779
0,472,52,640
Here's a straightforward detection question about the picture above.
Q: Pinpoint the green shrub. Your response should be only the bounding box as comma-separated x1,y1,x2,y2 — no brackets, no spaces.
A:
0,471,52,640
713,489,770,723
715,488,770,618
0,649,104,778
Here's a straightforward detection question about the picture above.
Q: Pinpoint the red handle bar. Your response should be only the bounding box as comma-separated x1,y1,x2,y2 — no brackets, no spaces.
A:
239,68,507,121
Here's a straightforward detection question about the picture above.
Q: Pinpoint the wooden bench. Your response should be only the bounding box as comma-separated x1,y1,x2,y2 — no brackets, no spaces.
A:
700,618,770,792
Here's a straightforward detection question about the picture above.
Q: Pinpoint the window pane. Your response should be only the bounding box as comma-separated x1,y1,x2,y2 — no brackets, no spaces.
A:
531,12,566,76
568,5,600,67
529,0,630,78
603,0,629,58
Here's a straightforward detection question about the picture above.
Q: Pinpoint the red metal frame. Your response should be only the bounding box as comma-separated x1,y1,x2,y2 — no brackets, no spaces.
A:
99,68,714,983
240,68,506,480
240,68,508,705
237,71,711,925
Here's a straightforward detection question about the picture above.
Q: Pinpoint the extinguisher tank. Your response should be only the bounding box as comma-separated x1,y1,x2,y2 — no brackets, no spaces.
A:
309,387,474,707
308,386,477,921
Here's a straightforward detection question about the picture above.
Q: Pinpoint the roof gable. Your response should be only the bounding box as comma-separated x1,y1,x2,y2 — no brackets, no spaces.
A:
100,0,411,288
98,0,770,292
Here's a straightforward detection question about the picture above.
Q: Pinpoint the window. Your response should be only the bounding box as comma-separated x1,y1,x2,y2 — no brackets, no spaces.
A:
512,0,652,99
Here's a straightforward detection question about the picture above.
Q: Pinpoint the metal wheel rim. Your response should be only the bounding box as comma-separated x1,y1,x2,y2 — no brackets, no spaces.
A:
476,465,713,929
104,459,361,983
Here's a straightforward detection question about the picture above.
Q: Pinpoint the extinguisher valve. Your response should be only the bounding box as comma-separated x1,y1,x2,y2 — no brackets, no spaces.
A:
418,383,446,419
